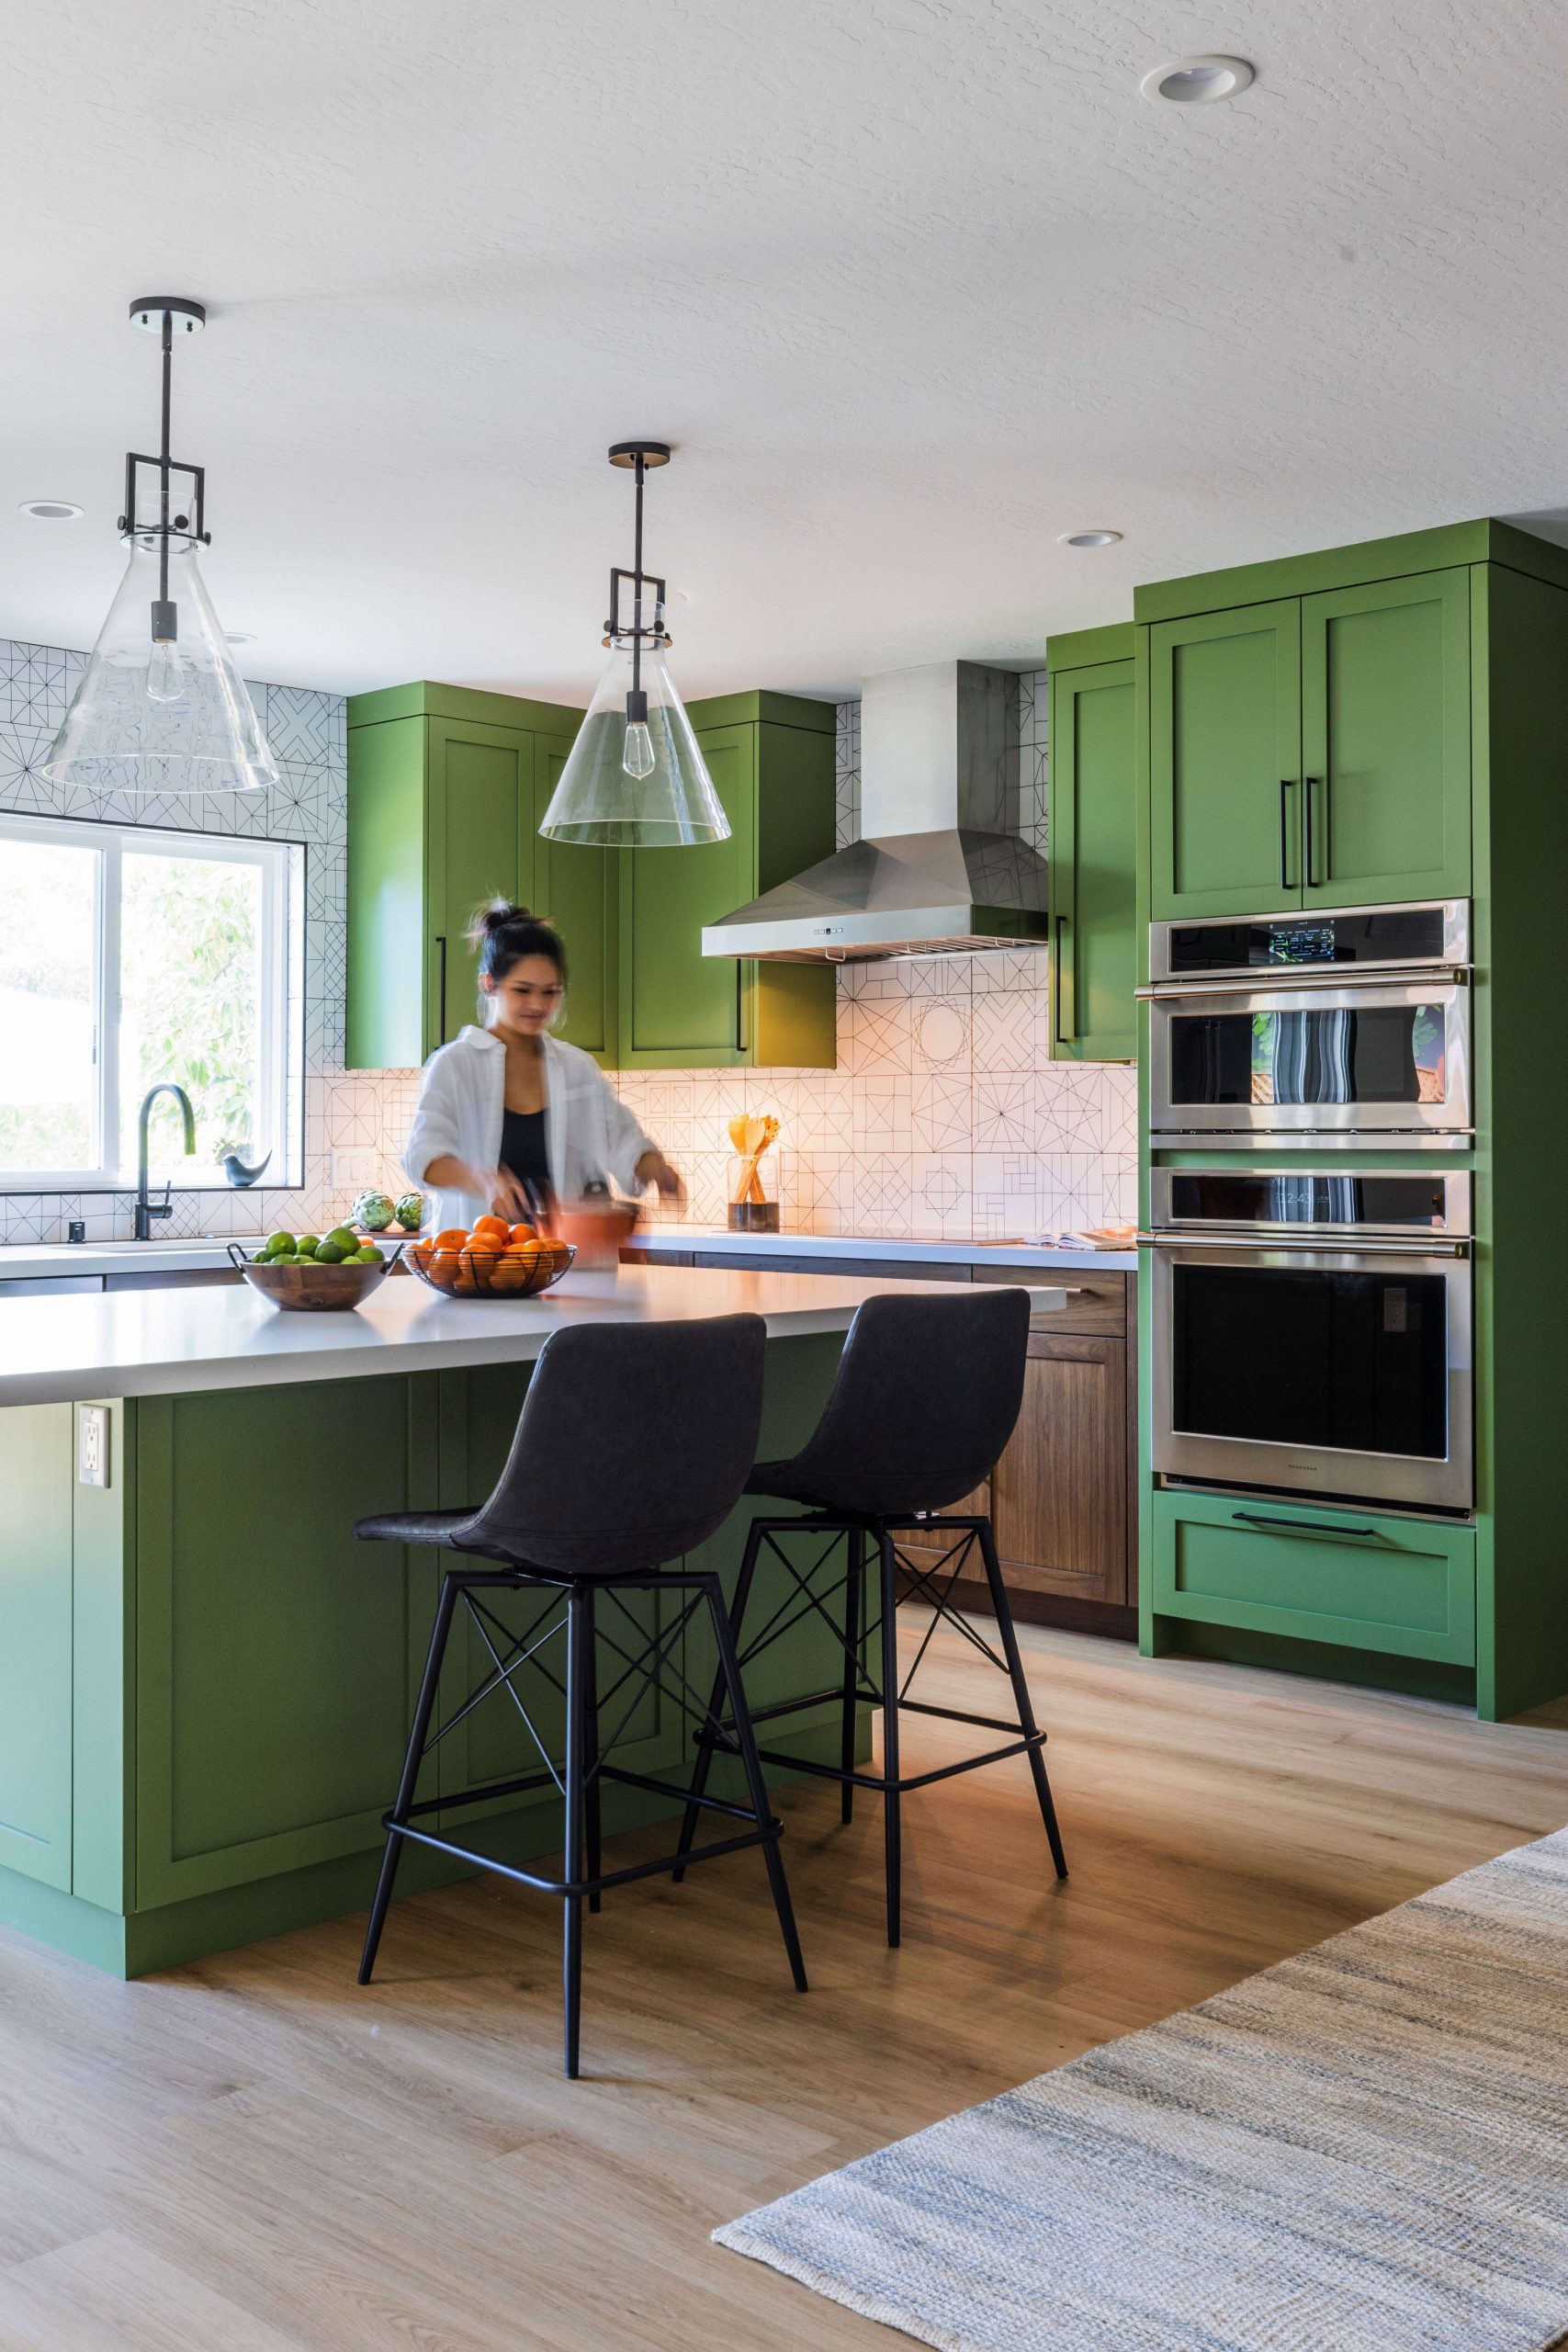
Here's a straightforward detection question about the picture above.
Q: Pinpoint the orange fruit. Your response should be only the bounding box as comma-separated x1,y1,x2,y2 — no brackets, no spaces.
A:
488,1260,527,1292
434,1227,469,1253
472,1215,511,1242
509,1221,536,1244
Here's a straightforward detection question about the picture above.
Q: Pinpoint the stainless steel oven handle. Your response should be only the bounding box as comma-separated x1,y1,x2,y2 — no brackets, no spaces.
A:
1145,1231,1469,1256
1136,967,1471,999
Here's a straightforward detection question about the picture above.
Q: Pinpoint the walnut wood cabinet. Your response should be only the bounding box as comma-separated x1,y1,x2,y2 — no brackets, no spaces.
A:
628,1248,1138,1637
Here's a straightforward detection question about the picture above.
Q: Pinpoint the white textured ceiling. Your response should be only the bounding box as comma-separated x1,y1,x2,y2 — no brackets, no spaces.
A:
2,0,1566,705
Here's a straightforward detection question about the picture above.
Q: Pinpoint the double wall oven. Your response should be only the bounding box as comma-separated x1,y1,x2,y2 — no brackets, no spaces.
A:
1145,903,1474,1517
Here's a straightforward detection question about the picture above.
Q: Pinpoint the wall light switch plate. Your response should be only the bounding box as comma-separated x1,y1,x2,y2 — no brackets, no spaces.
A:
78,1404,110,1488
332,1148,379,1189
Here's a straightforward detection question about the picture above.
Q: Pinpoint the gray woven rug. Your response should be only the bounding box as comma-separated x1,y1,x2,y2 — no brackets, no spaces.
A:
716,1826,1568,2352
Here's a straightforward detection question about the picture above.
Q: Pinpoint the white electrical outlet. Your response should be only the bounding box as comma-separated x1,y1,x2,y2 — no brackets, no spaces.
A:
331,1148,379,1188
78,1404,110,1488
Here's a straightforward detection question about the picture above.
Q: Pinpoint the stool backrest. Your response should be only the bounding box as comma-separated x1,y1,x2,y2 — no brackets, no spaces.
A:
780,1287,1032,1515
461,1314,767,1574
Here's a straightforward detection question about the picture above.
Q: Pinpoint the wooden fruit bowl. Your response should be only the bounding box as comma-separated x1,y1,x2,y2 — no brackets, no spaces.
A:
228,1243,399,1312
405,1241,575,1300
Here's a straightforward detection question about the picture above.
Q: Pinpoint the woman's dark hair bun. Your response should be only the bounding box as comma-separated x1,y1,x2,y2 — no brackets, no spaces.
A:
468,900,568,987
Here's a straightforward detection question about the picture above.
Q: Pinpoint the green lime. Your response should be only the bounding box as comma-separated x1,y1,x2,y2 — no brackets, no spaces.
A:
297,1234,320,1253
355,1244,383,1265
269,1252,298,1266
266,1231,294,1255
314,1240,345,1264
326,1226,357,1251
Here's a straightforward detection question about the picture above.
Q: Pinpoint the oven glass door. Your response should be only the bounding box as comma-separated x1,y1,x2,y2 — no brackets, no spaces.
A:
1149,981,1471,1139
1152,1245,1472,1510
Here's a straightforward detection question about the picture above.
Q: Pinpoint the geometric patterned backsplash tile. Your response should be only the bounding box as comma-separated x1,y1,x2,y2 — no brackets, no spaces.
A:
0,634,419,1248
619,681,1139,1242
1,646,1134,1250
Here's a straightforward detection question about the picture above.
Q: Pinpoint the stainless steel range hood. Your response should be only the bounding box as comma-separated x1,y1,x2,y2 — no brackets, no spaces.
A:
701,660,1049,963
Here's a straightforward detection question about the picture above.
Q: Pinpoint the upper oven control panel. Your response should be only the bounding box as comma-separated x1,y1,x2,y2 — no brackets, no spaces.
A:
1147,899,1469,989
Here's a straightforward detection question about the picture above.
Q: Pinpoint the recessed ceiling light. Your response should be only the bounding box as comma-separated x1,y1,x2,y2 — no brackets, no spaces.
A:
226,631,257,645
18,499,84,521
1060,530,1123,548
1139,54,1254,105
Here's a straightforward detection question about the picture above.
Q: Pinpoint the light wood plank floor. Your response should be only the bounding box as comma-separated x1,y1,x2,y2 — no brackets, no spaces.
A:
2,1621,1567,2350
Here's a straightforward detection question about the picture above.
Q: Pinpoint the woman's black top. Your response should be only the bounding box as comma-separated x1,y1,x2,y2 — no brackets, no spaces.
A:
500,1108,550,1208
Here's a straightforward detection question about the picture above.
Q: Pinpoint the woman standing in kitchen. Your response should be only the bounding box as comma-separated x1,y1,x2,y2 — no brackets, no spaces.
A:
404,902,684,1236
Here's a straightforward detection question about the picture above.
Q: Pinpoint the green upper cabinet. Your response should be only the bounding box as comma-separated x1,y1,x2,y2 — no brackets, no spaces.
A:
1300,569,1471,907
1141,530,1480,922
1046,625,1136,1062
345,683,615,1069
617,691,838,1069
1148,600,1303,920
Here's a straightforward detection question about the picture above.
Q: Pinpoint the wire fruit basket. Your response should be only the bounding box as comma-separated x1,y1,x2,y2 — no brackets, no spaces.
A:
405,1235,576,1299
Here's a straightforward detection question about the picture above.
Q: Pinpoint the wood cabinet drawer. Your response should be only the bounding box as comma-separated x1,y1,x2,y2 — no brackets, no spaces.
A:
1152,1489,1475,1665
971,1269,1127,1337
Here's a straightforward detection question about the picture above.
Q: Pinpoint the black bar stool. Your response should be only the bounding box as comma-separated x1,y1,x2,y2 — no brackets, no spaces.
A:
354,1313,807,2077
676,1287,1066,1945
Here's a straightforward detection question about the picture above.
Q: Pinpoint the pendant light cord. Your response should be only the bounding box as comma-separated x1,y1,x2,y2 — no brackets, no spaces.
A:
158,307,173,616
631,452,645,702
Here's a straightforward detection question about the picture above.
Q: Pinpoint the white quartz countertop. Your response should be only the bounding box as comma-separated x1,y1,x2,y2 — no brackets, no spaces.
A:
0,1261,1070,1408
628,1226,1139,1273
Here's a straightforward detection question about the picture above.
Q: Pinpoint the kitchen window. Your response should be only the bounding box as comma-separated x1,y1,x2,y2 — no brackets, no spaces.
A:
0,812,302,1190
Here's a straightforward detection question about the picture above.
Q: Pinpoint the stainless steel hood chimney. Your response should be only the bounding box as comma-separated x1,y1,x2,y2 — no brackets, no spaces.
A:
701,660,1049,962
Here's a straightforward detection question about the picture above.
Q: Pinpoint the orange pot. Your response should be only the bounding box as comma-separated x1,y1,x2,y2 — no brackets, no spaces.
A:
542,1195,640,1269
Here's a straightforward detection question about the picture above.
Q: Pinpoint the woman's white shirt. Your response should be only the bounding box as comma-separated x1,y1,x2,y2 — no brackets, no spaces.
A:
402,1025,654,1234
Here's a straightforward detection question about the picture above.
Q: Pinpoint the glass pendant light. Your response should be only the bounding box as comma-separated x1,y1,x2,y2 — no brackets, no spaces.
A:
43,298,278,798
538,442,728,847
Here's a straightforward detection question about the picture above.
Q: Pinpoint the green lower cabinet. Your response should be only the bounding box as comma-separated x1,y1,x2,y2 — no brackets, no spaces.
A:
0,1335,859,1976
132,1377,439,1910
1151,1487,1476,1667
1046,630,1136,1061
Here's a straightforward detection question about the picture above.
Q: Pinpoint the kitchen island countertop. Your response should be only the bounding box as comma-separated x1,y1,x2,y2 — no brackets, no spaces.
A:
0,1261,1070,1408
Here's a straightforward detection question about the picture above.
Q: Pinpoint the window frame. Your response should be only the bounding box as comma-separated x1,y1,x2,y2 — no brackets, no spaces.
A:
0,809,303,1193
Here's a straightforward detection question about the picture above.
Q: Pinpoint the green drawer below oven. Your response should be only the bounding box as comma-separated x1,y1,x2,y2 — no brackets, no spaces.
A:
1151,1490,1476,1665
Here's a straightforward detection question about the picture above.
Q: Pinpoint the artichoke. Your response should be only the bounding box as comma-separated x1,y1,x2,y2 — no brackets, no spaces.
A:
351,1189,396,1232
394,1191,424,1231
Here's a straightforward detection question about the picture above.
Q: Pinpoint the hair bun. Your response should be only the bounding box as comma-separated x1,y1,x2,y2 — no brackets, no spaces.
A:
481,900,529,933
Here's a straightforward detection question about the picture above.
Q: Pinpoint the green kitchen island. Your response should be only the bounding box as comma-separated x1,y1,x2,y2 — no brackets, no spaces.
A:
0,1261,1064,1976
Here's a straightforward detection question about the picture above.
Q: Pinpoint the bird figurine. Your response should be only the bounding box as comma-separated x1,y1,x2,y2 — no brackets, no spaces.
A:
221,1148,273,1189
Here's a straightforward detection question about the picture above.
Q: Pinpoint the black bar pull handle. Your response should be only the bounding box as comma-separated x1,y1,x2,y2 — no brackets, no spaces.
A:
1278,778,1295,891
1055,912,1075,1043
434,933,448,1043
1233,1510,1381,1541
1303,775,1323,888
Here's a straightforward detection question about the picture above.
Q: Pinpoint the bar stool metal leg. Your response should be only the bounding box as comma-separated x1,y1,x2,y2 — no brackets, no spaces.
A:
583,1585,603,1916
704,1575,808,1994
360,1568,460,1985
840,1529,862,1825
563,1583,589,2079
672,1519,764,1883
976,1519,1067,1881
878,1530,902,1948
